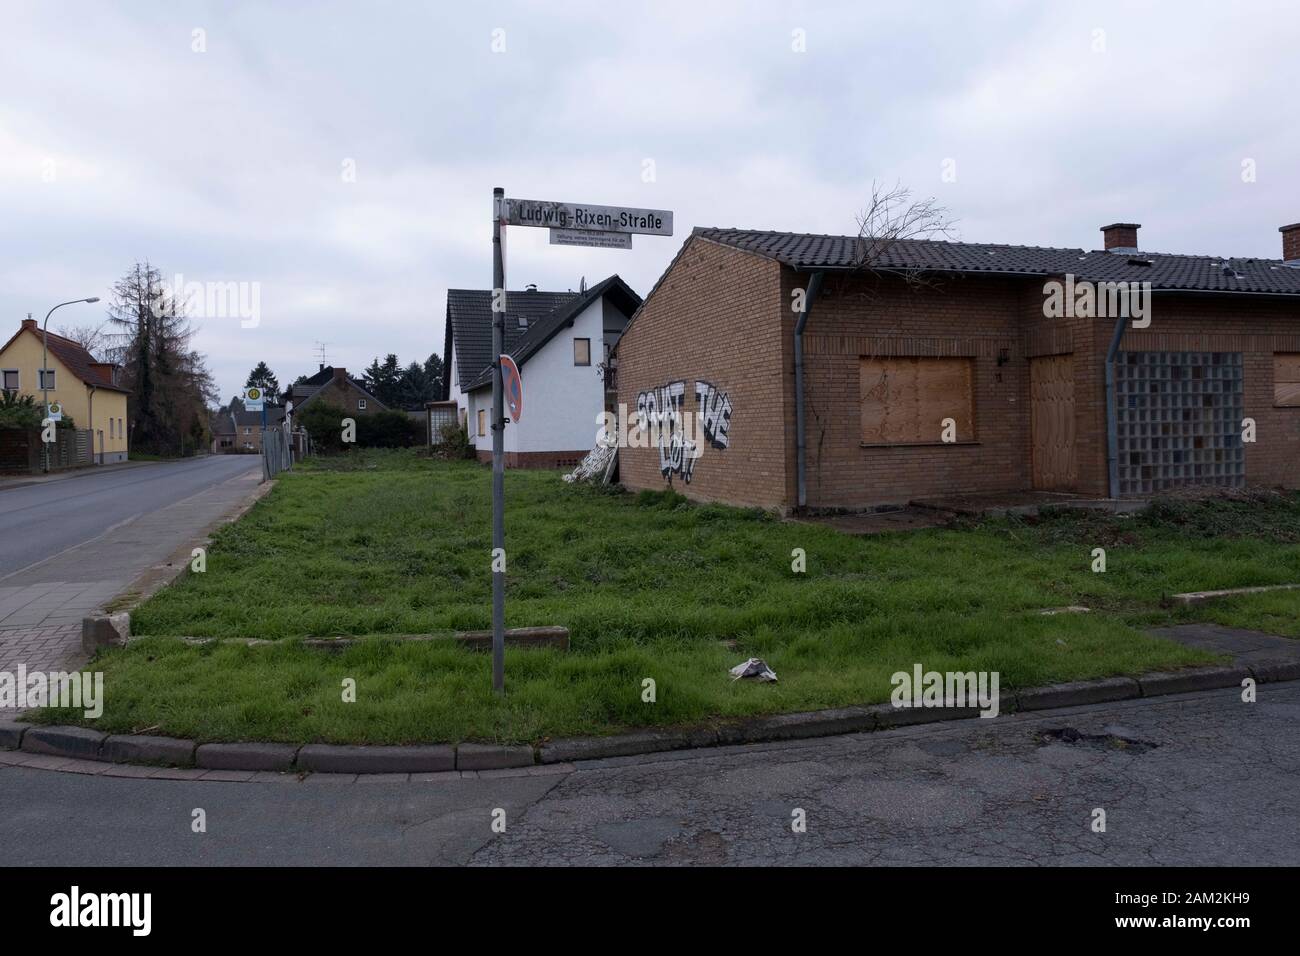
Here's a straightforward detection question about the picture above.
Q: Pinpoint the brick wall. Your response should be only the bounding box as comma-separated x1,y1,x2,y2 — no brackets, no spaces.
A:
793,272,1034,508
613,237,790,508
616,243,1300,510
1118,294,1300,489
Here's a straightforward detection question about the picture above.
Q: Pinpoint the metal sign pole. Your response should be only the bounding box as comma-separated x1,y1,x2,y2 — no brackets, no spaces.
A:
491,187,506,694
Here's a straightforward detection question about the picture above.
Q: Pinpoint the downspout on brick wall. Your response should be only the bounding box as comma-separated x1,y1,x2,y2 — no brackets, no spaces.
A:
794,270,825,510
1104,313,1128,499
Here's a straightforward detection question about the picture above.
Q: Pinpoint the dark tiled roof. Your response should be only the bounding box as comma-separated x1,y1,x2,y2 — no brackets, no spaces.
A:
694,227,1300,295
462,276,641,391
446,288,578,393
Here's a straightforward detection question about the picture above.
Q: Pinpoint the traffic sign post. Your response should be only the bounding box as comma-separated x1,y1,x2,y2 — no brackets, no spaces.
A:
489,187,672,694
491,188,507,695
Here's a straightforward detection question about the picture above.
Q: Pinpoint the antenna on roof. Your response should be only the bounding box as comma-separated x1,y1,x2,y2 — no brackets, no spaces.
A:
313,341,330,367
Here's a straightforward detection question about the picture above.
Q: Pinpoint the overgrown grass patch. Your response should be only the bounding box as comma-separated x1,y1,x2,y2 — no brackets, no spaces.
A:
32,454,1300,744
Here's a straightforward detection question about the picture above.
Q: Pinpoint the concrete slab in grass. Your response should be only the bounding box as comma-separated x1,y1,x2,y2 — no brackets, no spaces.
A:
102,734,196,767
456,743,535,771
196,742,298,772
1137,666,1252,697
1015,677,1141,712
296,744,454,774
20,725,106,760
0,719,28,750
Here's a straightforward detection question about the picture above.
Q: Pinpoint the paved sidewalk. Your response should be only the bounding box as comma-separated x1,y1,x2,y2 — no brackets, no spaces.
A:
0,624,82,675
0,465,262,631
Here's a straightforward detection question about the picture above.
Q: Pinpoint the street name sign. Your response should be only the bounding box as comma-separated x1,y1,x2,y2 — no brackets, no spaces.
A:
505,198,672,236
549,228,633,249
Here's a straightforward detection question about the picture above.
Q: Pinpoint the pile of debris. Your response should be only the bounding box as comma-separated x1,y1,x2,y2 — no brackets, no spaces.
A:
563,440,617,484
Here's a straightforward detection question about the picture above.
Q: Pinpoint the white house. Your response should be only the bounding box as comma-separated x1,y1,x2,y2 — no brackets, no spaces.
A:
441,276,641,467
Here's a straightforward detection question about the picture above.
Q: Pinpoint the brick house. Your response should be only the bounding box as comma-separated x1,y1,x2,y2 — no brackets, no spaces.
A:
612,222,1300,511
440,275,641,468
287,366,387,418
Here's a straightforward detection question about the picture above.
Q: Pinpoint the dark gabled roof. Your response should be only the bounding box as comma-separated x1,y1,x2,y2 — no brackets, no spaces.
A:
462,275,641,391
694,227,1300,295
445,288,578,395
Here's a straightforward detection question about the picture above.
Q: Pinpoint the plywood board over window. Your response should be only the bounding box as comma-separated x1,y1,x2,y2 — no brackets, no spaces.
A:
859,356,975,444
1275,354,1300,407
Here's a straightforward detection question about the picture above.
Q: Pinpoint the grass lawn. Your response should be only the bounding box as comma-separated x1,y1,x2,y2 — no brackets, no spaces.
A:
33,450,1300,745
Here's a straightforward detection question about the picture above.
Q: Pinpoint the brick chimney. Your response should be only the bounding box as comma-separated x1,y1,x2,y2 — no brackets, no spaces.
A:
21,317,37,331
1101,222,1141,253
1280,223,1300,263
331,366,347,381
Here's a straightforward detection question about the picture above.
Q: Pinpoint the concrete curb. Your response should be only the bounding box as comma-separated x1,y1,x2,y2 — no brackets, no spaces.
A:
2,662,1292,775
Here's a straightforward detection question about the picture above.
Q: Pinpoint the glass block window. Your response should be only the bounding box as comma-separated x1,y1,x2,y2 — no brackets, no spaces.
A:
1115,351,1245,496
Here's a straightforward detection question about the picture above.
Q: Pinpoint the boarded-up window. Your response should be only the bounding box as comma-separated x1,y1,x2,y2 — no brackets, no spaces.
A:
859,357,975,444
1275,354,1300,407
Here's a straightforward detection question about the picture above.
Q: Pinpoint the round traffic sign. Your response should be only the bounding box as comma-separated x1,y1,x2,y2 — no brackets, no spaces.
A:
500,355,523,423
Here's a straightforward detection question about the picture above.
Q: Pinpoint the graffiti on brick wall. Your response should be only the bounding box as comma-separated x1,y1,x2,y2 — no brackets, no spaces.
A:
694,380,732,449
636,380,696,482
629,379,734,484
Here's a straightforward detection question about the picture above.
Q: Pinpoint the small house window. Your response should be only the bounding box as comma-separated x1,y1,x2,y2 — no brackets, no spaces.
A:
859,356,975,445
574,338,591,366
2,369,18,392
1274,354,1300,406
358,398,367,410
477,409,486,437
38,369,56,390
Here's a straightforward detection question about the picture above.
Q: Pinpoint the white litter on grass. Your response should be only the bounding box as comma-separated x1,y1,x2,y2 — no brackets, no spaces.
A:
730,658,778,682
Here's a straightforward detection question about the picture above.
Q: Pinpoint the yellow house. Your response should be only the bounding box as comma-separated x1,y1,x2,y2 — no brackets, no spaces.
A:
0,318,130,464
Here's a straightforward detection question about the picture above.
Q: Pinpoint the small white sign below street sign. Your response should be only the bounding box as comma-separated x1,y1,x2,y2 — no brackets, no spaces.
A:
549,228,633,249
505,198,673,236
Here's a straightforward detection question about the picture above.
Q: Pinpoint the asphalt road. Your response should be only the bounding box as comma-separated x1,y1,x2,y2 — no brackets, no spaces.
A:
0,456,260,579
2,682,1296,866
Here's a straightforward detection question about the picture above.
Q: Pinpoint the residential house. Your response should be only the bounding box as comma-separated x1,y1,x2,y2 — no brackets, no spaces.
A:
287,366,387,419
0,317,130,464
231,405,286,454
612,221,1300,511
210,412,237,453
440,276,641,467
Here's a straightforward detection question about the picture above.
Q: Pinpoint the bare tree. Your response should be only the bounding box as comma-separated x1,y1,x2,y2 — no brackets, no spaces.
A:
852,180,958,290
54,322,110,359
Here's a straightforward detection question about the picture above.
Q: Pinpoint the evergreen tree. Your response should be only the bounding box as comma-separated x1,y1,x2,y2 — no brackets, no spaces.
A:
105,262,217,455
244,362,280,403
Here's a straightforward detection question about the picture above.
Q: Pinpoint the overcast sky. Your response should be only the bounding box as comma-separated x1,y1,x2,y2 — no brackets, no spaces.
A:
3,0,1297,402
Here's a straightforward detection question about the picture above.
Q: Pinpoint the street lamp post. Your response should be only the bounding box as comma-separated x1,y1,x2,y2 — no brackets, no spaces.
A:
41,297,100,473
